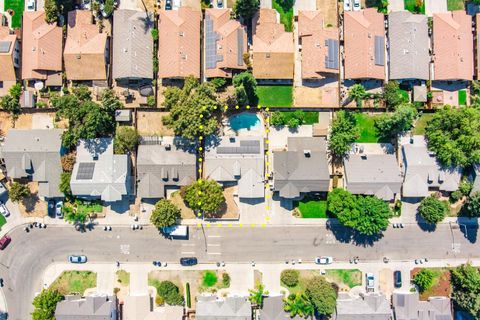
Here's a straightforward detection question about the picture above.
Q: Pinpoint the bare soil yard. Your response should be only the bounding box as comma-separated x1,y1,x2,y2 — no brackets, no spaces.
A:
18,182,47,218
316,0,338,27
137,111,174,137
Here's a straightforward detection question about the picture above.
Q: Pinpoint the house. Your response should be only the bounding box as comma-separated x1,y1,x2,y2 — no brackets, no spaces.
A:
252,9,294,80
432,11,473,81
124,295,184,320
204,136,264,199
113,10,153,85
334,293,392,320
388,11,429,81
55,295,117,320
344,9,385,80
0,16,19,96
344,151,402,201
158,7,201,79
392,293,453,320
64,10,109,83
259,296,303,320
204,9,247,79
196,296,252,320
1,129,63,198
70,138,131,202
21,11,63,87
273,137,330,199
136,140,196,199
298,11,339,79
401,135,462,198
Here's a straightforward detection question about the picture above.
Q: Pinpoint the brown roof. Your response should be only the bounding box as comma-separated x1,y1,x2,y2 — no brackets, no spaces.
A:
64,10,108,81
0,24,17,82
252,8,294,80
204,9,247,78
298,10,339,79
21,11,63,80
344,9,385,80
158,7,201,79
433,11,473,81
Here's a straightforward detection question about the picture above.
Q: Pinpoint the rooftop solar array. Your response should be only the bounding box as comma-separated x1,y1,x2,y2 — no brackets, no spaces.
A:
240,140,260,147
205,15,223,69
0,41,12,54
76,162,96,180
237,29,244,66
374,36,385,66
325,39,339,70
217,145,260,154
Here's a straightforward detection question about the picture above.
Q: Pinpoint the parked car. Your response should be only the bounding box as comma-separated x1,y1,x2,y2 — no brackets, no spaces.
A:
68,255,87,263
47,200,55,217
366,273,375,290
0,201,10,217
56,201,63,219
315,256,333,265
165,0,172,9
82,0,91,9
26,0,36,11
344,0,351,12
217,0,223,8
394,270,402,288
353,0,360,11
180,257,198,266
0,235,11,250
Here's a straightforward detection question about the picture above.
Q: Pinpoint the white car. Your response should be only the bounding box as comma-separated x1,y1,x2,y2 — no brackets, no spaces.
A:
0,202,10,218
353,0,361,11
344,0,351,12
366,273,375,289
26,0,36,11
315,256,333,265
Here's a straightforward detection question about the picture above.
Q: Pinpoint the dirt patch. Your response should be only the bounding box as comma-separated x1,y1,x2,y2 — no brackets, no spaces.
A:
316,0,338,27
213,186,239,219
137,111,174,137
114,270,130,304
411,268,452,300
170,191,196,219
294,86,339,108
17,182,47,218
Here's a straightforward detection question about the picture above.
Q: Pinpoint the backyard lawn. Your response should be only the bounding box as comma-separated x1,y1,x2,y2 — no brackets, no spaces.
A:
4,0,24,28
458,90,467,106
404,0,425,13
354,113,382,143
50,271,97,295
294,199,327,218
272,0,293,32
447,0,464,10
413,113,434,135
0,215,6,230
325,269,362,289
257,85,293,107
282,111,319,125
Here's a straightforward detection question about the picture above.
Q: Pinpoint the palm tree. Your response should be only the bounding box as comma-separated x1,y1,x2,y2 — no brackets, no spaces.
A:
348,84,366,107
248,283,269,308
283,293,314,319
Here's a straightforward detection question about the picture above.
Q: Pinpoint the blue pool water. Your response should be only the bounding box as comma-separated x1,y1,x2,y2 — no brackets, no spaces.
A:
228,113,261,131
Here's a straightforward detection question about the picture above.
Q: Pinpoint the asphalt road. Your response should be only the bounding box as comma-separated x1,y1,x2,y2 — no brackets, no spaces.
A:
0,223,478,320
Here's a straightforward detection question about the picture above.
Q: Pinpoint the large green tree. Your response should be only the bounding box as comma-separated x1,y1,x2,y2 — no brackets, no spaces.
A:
9,182,29,203
348,84,366,107
233,72,258,107
329,111,359,158
425,106,480,167
0,83,22,123
418,195,448,224
114,126,139,154
32,289,63,320
304,276,337,316
183,179,225,214
374,104,417,140
249,283,268,308
150,199,181,228
162,77,220,140
234,0,259,20
327,188,391,236
413,269,435,293
451,263,480,318
465,192,480,217
283,293,314,318
383,80,408,109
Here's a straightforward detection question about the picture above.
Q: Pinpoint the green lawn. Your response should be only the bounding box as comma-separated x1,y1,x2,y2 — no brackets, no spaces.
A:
294,199,328,218
413,113,434,135
282,111,319,125
404,0,425,13
50,271,97,295
354,113,382,143
116,270,130,286
447,0,464,10
325,269,362,288
4,0,24,29
76,202,103,216
458,90,467,106
272,0,293,32
0,215,6,230
257,85,293,107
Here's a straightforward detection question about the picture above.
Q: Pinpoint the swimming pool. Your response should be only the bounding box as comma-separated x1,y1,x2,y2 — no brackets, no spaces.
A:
228,113,262,131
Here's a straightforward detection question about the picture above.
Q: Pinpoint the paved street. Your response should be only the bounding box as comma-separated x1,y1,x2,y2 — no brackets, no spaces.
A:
0,223,478,319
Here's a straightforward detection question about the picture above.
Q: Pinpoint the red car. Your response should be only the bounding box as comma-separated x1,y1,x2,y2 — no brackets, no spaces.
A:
0,235,11,250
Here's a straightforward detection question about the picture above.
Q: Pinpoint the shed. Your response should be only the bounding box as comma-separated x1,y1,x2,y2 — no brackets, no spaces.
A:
20,91,36,108
413,85,427,102
115,109,132,122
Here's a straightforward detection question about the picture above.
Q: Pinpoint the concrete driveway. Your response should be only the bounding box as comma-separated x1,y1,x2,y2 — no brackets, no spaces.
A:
260,0,272,9
425,0,447,16
388,0,404,11
294,0,316,14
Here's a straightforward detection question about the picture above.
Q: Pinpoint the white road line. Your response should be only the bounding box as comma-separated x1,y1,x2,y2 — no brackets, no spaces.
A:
207,235,221,238
207,244,221,247
181,244,195,247
207,252,222,255
181,251,195,255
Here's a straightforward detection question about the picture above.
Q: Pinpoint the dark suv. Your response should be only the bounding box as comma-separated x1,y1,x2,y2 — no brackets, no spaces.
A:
180,257,198,266
394,270,402,288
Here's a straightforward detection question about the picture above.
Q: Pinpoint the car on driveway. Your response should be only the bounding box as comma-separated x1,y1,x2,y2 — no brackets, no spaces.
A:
394,270,402,288
47,200,55,217
165,0,172,10
344,0,351,11
0,201,10,217
366,273,375,291
180,257,197,266
55,201,63,219
353,0,361,11
26,0,36,11
0,235,11,250
68,255,87,263
315,256,333,264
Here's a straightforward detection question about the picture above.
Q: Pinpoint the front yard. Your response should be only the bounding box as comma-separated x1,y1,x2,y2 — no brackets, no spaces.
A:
272,0,293,32
50,271,97,296
257,85,293,108
325,269,362,290
411,268,451,300
294,199,327,218
354,113,383,143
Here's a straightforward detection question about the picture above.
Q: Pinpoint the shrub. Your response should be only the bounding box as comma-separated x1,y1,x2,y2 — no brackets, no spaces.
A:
281,269,299,287
413,269,435,292
157,281,183,305
186,283,191,308
418,195,448,224
450,190,463,203
113,287,120,294
147,95,156,107
459,181,473,196
222,273,231,288
61,153,76,172
202,271,218,287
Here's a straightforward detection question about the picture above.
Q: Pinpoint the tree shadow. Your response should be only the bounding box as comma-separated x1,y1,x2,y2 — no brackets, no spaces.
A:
457,217,478,244
21,191,39,213
326,219,384,247
415,211,437,232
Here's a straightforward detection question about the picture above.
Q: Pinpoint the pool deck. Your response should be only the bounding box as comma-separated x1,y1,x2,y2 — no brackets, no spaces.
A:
223,112,266,137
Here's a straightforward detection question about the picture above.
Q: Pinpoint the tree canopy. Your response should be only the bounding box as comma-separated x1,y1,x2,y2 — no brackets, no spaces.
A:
59,172,72,197
0,83,22,123
9,182,29,203
451,263,480,318
383,80,408,109
348,84,366,107
183,179,225,214
249,283,268,307
157,281,184,305
233,72,258,107
413,269,435,293
114,126,139,154
304,276,337,315
283,293,314,318
374,104,417,140
150,199,181,228
329,111,359,158
425,106,480,167
234,0,259,21
327,188,391,236
418,195,448,224
464,192,480,217
32,289,63,320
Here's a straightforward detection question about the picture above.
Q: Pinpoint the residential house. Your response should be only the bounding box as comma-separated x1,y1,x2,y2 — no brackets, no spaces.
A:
432,11,473,81
388,11,429,81
70,138,131,202
113,10,153,86
334,293,392,320
158,7,201,79
259,296,303,320
401,135,462,198
344,151,402,201
21,11,63,87
1,129,64,198
196,296,252,320
0,15,19,96
124,295,184,320
204,136,264,199
252,9,294,81
136,140,196,200
204,9,247,79
64,10,109,83
344,9,385,80
392,293,453,320
55,295,117,319
298,11,339,79
273,137,330,199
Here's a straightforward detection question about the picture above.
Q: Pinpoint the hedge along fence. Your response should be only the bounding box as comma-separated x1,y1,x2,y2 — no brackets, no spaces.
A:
186,282,191,308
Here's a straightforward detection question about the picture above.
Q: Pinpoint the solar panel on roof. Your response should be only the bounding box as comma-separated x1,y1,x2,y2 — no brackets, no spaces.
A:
0,41,12,54
76,162,95,180
240,140,260,147
205,15,223,70
325,39,339,70
374,36,385,66
217,145,260,154
237,29,244,66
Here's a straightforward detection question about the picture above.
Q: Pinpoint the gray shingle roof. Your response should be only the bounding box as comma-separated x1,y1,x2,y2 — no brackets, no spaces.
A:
335,293,392,320
196,296,252,319
113,10,153,80
344,153,402,201
55,295,117,320
392,293,453,320
1,129,64,198
273,137,329,199
388,11,430,80
259,296,303,320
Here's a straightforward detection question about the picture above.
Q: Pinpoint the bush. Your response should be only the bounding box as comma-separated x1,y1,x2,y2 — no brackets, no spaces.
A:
222,273,231,287
113,287,120,294
61,153,76,172
413,269,435,292
147,95,156,107
202,271,218,287
157,281,183,305
304,276,337,315
186,283,191,308
418,195,448,224
450,190,463,203
459,181,473,196
281,269,299,287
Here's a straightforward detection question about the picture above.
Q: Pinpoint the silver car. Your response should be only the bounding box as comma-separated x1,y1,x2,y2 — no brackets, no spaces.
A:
344,0,351,12
353,0,361,11
315,256,333,264
68,255,87,263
